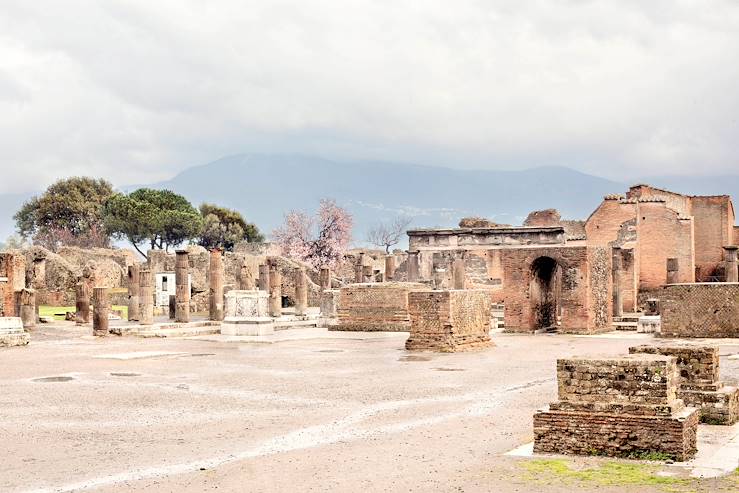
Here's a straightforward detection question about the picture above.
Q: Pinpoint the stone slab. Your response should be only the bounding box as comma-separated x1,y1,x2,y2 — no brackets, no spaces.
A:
221,317,274,336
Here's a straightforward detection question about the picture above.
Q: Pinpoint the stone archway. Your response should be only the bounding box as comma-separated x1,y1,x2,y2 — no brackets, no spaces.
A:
530,256,562,331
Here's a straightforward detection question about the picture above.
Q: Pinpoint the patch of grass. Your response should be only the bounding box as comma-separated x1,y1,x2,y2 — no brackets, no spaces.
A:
522,458,692,490
38,305,128,321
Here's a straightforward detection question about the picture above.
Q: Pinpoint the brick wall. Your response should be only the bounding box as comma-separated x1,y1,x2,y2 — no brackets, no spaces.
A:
0,252,26,317
405,289,492,352
334,282,427,331
585,198,637,246
637,201,694,289
691,196,733,281
658,283,739,338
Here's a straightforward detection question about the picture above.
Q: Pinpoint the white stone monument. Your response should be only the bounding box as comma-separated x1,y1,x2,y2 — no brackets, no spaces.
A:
221,290,274,336
0,317,30,347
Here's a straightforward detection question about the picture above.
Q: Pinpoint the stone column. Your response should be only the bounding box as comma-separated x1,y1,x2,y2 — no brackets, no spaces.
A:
175,250,190,323
723,246,738,283
319,266,331,291
295,267,307,316
268,262,282,317
169,295,176,320
355,253,364,283
362,265,374,283
612,247,623,318
666,258,679,285
139,268,154,325
384,255,395,282
258,264,270,291
15,288,36,329
240,261,255,290
127,264,141,321
407,251,420,282
209,249,224,321
75,281,90,324
452,258,465,289
92,287,110,337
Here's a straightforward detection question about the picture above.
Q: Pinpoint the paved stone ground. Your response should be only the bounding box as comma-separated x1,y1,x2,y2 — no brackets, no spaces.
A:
1,324,738,492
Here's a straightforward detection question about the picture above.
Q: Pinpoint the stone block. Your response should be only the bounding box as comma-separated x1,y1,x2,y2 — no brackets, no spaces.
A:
0,316,30,347
221,290,274,336
405,289,492,352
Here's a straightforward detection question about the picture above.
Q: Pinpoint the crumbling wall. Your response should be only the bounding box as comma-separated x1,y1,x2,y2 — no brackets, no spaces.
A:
659,283,739,338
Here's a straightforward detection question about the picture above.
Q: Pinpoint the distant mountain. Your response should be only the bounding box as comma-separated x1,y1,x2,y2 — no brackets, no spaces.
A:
3,154,737,247
144,154,624,244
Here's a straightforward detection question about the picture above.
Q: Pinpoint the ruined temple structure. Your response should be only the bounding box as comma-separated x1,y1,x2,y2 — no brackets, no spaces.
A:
630,345,739,425
533,354,699,461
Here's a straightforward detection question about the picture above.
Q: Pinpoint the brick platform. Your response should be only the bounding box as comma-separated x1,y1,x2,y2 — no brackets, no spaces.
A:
630,345,739,425
333,282,426,332
405,289,493,352
534,355,699,460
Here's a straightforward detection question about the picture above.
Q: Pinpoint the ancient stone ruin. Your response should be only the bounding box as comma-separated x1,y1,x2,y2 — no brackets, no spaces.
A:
333,282,427,331
630,345,739,425
221,289,273,336
659,283,739,338
533,354,699,460
405,289,493,352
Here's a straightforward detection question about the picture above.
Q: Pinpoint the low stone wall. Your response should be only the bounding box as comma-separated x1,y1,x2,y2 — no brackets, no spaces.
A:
630,344,739,425
658,283,739,338
405,289,492,352
333,282,426,332
534,355,699,460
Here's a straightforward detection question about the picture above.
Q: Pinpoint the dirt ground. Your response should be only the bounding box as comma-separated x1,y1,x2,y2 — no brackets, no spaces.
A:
1,324,738,492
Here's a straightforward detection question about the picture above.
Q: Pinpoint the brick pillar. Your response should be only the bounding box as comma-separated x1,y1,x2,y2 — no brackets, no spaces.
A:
295,267,307,316
240,261,255,290
139,268,154,325
127,264,140,321
75,281,90,324
269,261,282,317
407,251,419,282
612,247,623,318
362,265,374,283
452,258,465,289
384,256,395,282
355,253,364,283
175,250,190,323
258,264,270,291
209,249,224,321
666,258,679,285
723,246,738,283
92,287,110,336
319,266,331,290
15,288,36,329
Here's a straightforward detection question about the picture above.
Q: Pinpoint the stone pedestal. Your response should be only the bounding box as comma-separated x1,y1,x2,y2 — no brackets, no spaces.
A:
405,289,492,352
127,265,141,321
630,345,739,425
220,290,273,336
0,317,30,347
175,250,190,323
319,289,340,327
533,355,698,461
92,287,110,337
637,315,661,333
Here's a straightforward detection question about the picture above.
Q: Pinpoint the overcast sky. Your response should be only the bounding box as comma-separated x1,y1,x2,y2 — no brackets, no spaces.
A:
1,0,738,194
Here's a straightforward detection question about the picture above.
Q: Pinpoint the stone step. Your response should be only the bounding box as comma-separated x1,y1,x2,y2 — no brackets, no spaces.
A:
613,321,638,331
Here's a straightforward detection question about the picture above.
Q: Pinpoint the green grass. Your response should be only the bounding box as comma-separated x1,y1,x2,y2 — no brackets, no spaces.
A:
522,459,692,490
39,305,129,321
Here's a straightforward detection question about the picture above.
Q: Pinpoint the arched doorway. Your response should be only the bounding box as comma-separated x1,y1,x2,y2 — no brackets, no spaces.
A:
530,256,562,331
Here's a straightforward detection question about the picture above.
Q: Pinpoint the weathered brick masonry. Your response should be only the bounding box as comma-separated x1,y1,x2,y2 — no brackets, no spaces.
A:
333,282,427,331
630,345,739,425
0,252,26,317
534,355,699,460
658,283,739,338
405,289,492,352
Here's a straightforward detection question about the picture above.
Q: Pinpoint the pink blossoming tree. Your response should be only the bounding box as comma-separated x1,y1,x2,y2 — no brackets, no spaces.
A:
273,199,353,270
